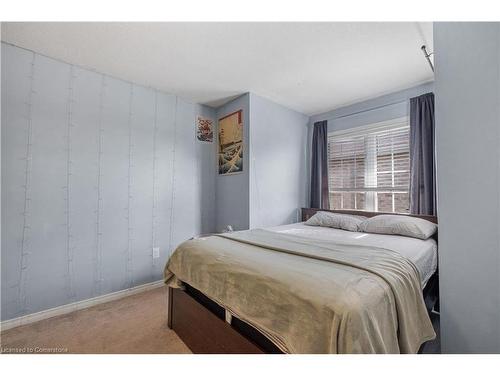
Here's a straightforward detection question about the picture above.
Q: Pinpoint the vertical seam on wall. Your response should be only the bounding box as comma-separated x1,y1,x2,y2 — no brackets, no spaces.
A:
94,75,105,296
126,84,134,289
151,90,159,277
18,51,36,316
168,96,178,257
65,65,76,301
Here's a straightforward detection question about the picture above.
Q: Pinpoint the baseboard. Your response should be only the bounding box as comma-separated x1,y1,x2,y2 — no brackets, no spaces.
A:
0,279,165,332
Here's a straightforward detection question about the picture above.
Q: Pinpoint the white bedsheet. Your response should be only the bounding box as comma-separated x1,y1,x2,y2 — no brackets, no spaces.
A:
265,222,438,287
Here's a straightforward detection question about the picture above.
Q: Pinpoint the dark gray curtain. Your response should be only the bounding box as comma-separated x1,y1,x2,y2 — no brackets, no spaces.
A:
410,92,436,215
310,121,330,209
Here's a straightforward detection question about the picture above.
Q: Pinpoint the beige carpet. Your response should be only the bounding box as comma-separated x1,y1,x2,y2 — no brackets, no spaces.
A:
0,286,191,354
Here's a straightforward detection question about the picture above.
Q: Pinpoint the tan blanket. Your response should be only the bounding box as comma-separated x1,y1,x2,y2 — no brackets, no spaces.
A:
164,229,435,353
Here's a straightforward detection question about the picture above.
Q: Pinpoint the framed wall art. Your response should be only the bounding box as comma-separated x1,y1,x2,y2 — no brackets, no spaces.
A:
196,116,214,142
218,110,243,175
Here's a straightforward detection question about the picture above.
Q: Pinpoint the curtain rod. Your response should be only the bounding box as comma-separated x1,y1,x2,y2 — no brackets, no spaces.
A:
421,45,435,73
318,98,409,123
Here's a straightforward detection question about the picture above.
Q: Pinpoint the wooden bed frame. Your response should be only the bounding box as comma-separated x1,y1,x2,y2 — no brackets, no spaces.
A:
167,208,439,354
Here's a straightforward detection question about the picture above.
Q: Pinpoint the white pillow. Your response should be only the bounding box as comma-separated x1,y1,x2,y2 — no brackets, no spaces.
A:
304,211,367,232
358,214,437,240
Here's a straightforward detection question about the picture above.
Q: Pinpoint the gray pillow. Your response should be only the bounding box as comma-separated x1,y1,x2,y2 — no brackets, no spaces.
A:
304,211,367,232
358,214,437,240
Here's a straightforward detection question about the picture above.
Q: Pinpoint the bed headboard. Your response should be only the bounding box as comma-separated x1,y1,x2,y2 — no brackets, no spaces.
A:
301,208,438,224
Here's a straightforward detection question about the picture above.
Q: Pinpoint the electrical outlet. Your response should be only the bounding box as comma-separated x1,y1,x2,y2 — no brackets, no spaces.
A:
152,247,160,259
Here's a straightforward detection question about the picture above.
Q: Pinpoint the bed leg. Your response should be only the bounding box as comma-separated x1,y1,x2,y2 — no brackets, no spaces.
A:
167,287,173,329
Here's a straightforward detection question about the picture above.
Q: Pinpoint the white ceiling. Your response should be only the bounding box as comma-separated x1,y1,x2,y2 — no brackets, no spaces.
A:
1,22,433,115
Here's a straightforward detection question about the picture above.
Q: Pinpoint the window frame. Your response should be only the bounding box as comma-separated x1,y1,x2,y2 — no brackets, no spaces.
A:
327,117,410,213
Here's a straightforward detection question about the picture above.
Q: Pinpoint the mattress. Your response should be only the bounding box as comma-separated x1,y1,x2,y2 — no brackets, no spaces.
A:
265,222,438,287
165,228,436,353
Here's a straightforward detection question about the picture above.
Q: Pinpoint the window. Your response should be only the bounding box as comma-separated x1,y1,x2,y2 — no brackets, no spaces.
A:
327,118,410,213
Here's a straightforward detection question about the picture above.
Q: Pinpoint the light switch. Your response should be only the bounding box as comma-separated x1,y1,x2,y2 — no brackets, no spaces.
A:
152,247,160,258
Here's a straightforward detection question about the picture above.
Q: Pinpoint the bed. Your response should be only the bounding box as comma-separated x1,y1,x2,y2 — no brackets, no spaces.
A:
164,208,439,354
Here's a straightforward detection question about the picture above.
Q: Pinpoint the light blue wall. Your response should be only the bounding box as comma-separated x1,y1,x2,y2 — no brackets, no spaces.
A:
434,22,500,353
214,93,310,231
215,93,250,231
1,43,216,320
196,105,218,235
249,93,309,228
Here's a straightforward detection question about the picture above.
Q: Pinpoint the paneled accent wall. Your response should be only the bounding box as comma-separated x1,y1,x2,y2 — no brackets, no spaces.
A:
1,43,216,320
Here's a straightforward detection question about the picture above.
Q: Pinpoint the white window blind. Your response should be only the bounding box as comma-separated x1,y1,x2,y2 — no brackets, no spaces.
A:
327,119,410,213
